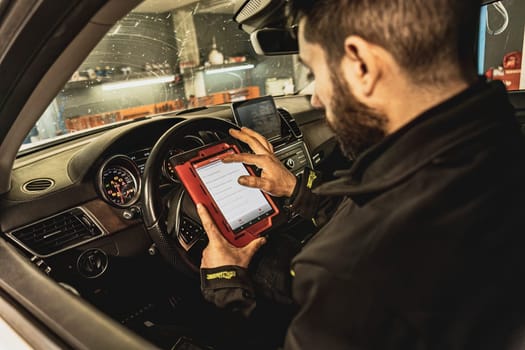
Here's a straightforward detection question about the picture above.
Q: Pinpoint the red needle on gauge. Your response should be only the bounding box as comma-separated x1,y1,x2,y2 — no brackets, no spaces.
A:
114,182,124,203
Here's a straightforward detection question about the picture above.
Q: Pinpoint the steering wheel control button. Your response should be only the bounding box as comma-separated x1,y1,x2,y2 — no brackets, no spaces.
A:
179,218,204,244
77,249,108,278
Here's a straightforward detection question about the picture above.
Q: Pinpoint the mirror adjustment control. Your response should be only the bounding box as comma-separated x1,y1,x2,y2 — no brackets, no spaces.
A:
77,249,108,278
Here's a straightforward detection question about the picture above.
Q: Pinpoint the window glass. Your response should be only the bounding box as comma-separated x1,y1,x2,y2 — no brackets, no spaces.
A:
20,0,308,152
479,0,525,91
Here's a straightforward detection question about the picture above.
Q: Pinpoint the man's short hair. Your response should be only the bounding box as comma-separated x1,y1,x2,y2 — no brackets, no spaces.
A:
288,0,482,84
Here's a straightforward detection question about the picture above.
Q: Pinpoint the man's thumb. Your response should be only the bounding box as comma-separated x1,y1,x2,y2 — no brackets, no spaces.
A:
243,237,266,258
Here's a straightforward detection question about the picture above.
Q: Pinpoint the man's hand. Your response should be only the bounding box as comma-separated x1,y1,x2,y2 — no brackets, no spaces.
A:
224,127,297,197
197,204,266,269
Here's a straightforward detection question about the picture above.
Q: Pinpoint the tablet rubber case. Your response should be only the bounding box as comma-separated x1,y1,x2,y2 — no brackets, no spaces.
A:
173,142,279,247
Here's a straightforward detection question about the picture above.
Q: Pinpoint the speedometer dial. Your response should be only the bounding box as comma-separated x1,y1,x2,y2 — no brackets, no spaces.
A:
102,167,137,206
97,155,141,208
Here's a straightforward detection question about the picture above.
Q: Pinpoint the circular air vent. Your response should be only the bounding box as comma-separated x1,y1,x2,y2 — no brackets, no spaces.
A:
22,178,55,193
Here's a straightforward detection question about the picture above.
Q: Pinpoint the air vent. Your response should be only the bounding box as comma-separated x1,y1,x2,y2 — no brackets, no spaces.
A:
22,178,54,192
8,208,104,257
278,108,303,138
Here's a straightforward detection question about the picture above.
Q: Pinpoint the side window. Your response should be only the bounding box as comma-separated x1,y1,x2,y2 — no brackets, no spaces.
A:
480,0,525,91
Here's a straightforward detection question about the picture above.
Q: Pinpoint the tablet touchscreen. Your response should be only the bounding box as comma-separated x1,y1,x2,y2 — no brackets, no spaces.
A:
193,154,274,232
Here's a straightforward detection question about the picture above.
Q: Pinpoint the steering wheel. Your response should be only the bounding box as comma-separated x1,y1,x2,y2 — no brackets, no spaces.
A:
142,117,240,275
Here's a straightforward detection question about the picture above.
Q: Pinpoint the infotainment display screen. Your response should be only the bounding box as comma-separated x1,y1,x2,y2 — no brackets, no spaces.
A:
232,96,281,140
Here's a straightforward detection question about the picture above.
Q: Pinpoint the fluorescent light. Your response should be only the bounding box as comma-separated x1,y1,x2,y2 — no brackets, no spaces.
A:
205,64,255,75
102,75,175,91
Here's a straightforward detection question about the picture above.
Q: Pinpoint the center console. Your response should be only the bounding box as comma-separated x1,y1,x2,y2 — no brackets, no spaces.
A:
231,96,313,176
274,140,311,176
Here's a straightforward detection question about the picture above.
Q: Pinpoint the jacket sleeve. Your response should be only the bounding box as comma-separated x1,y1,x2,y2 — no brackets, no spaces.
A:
286,168,343,228
200,254,298,318
201,264,298,347
200,265,257,318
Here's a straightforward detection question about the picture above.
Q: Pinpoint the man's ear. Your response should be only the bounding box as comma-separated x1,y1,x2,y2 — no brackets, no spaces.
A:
340,35,382,98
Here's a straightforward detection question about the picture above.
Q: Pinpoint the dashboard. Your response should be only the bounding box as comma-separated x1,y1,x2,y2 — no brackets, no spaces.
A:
0,95,340,287
97,135,205,208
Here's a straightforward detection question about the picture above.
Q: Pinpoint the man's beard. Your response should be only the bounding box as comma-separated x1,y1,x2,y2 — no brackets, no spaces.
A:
327,72,388,159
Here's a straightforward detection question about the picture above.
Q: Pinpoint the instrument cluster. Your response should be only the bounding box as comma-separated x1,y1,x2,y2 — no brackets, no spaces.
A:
98,156,142,208
97,135,204,208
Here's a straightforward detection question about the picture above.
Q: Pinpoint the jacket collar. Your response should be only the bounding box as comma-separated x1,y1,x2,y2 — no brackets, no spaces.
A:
314,80,515,202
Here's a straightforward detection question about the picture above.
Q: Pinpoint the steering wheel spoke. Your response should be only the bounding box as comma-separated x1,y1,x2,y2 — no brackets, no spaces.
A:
142,117,239,274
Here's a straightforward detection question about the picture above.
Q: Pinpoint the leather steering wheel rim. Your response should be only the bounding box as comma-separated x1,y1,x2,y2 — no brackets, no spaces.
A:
142,117,240,274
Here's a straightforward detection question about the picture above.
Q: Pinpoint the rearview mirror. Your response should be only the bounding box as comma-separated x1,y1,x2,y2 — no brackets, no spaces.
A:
250,28,299,56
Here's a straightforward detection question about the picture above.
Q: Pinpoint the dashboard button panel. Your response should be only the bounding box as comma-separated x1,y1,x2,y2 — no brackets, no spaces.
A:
275,141,312,176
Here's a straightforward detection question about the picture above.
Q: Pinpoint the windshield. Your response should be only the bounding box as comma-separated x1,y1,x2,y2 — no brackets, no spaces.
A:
20,0,309,152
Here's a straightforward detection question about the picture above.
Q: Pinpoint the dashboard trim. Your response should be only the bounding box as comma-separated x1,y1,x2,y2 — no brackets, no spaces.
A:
14,138,94,169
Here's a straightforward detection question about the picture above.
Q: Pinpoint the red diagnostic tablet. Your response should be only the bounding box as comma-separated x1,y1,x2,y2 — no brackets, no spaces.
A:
171,142,279,247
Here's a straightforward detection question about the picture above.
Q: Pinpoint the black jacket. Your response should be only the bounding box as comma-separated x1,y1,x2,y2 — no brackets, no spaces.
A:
203,80,525,349
286,80,525,349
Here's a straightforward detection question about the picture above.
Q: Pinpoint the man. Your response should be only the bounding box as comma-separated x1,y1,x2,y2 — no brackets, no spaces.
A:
197,0,525,349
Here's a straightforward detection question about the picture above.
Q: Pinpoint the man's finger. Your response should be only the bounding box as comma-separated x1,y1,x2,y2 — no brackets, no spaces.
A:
238,175,271,192
229,128,270,154
222,153,270,168
240,127,274,153
242,237,267,258
196,204,224,244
